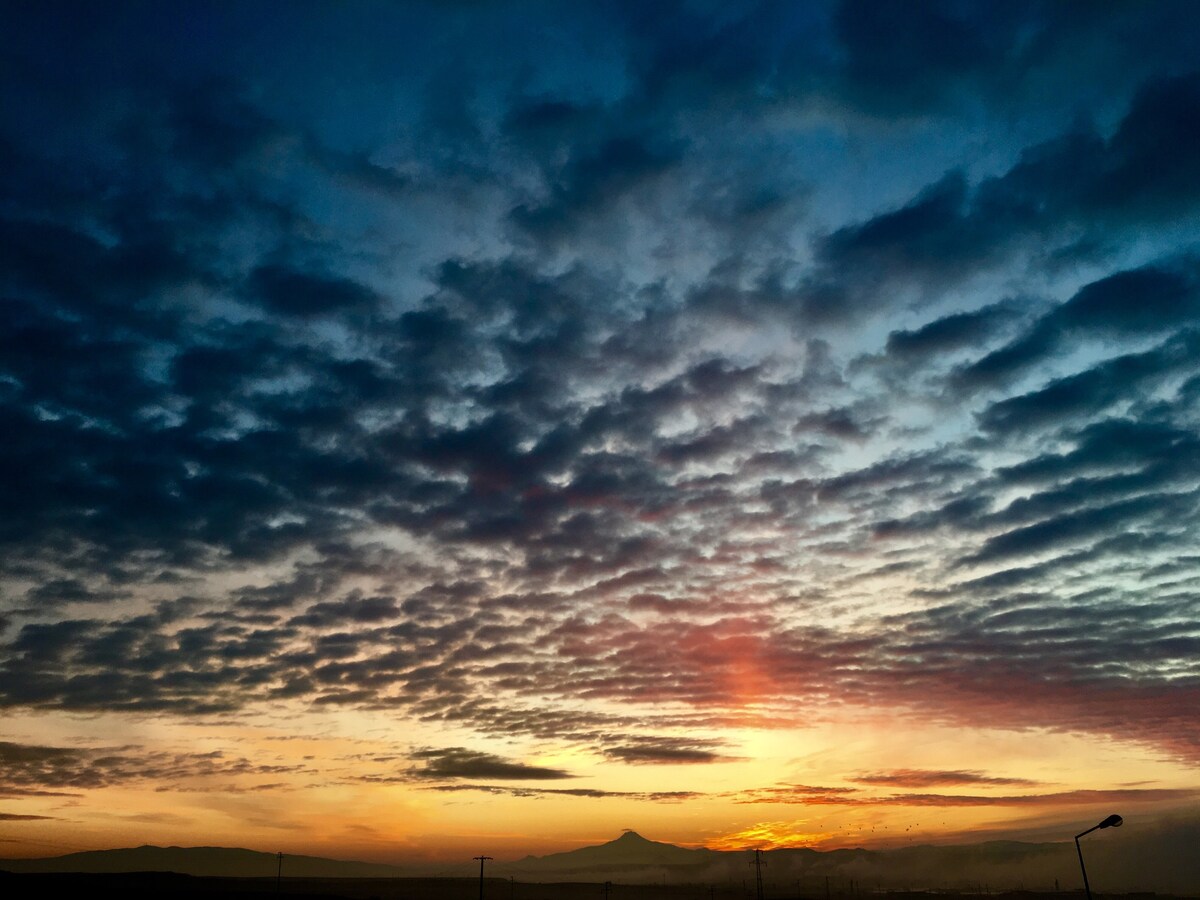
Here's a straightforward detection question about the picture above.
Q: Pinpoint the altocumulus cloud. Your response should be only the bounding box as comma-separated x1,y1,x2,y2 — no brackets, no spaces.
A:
1,0,1199,812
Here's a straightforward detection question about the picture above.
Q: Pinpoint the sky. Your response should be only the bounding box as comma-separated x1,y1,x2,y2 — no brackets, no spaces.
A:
2,0,1200,872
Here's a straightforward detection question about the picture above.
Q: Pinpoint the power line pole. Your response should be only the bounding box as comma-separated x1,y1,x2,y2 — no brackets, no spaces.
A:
474,855,493,900
603,881,612,900
750,849,765,900
276,852,282,894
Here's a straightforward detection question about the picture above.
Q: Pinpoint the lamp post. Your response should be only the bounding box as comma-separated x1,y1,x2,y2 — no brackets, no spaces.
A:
1074,814,1122,900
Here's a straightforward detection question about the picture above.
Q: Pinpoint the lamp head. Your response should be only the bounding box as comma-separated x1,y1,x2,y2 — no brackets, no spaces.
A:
1099,814,1123,829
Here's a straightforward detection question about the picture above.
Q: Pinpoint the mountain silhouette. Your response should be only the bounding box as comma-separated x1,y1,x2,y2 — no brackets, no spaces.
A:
515,830,703,873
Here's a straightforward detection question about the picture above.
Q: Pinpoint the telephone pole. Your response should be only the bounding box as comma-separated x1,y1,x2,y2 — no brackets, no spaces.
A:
474,855,493,900
750,849,766,900
276,852,282,894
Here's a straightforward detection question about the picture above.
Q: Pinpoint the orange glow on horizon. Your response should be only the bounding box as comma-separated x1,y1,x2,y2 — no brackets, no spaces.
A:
706,821,832,851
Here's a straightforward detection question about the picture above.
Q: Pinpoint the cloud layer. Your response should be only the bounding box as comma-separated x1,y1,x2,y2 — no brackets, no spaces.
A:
1,1,1198,841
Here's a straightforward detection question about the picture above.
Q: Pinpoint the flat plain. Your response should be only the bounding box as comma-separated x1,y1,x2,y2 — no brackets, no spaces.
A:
0,874,1188,900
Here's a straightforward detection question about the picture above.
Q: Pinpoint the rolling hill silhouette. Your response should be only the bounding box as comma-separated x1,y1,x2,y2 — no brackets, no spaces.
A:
505,826,1198,894
0,845,407,878
4,821,1198,894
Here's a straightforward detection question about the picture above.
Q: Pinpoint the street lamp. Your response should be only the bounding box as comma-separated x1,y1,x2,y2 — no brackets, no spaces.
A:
1075,814,1122,900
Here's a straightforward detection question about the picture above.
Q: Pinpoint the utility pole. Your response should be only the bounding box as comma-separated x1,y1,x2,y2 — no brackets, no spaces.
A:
750,849,766,900
276,852,282,894
474,855,493,900
603,881,612,900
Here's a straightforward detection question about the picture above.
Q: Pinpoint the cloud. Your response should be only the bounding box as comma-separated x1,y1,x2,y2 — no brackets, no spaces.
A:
818,171,983,290
0,740,304,792
873,789,1200,808
735,785,1198,807
1,1,1200,829
970,71,1200,227
601,737,738,765
288,593,401,628
975,330,1200,435
429,783,702,803
833,0,1026,113
798,83,1200,321
24,579,123,607
509,133,686,242
852,769,1040,788
958,492,1191,568
406,747,575,781
733,783,861,805
956,259,1199,390
882,302,1024,364
245,265,381,318
0,789,80,798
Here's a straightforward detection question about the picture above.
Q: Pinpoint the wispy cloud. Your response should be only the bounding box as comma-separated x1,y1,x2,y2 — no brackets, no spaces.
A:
853,770,1040,788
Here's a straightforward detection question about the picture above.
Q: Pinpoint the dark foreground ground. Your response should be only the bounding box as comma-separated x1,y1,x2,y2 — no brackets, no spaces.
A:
0,874,1186,900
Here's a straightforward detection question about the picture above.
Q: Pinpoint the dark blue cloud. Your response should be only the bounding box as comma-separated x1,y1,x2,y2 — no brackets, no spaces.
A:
956,259,1199,390
976,330,1200,434
884,302,1023,362
246,265,382,318
802,77,1200,326
510,134,687,241
2,1,1199,772
834,0,1027,112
